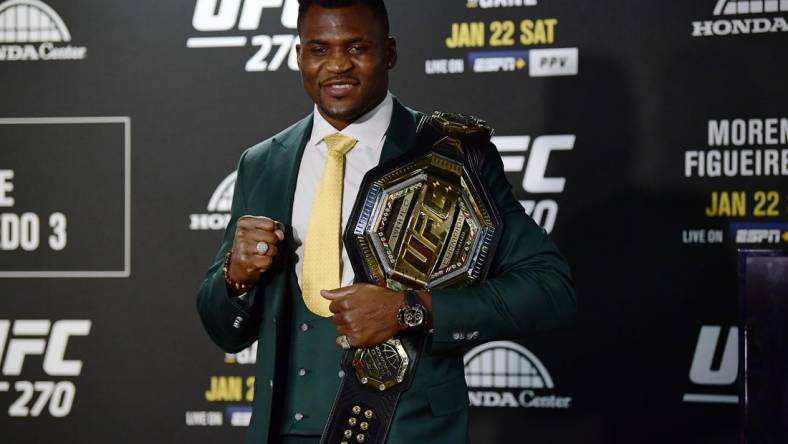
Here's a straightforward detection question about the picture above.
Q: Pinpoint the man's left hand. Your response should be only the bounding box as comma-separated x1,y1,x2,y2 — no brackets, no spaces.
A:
322,284,404,348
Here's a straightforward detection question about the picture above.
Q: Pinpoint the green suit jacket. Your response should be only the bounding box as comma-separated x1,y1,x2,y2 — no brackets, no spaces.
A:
197,99,576,444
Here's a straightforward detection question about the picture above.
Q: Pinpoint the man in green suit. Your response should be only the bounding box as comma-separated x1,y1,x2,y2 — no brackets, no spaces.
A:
197,1,575,443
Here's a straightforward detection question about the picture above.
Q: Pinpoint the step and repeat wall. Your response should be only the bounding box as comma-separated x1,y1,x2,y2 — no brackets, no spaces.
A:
1,0,786,442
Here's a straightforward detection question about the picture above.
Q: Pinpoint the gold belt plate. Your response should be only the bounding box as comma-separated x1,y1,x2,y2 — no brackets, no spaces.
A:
352,339,409,391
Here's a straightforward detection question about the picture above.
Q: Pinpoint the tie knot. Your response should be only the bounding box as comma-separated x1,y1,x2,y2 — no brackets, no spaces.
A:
323,133,357,157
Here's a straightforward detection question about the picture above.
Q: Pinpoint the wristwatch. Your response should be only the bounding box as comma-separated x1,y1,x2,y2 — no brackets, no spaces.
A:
397,289,427,331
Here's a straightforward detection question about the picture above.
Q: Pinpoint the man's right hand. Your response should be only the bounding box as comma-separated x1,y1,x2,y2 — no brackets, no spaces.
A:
227,216,285,295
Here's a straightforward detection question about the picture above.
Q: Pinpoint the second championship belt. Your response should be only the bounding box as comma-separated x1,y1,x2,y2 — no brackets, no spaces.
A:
320,112,503,444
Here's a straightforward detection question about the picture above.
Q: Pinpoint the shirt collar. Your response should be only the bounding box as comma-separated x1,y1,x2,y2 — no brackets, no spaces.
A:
309,91,394,151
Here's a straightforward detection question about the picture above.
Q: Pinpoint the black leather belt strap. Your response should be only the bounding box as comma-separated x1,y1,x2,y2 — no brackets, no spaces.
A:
320,334,426,444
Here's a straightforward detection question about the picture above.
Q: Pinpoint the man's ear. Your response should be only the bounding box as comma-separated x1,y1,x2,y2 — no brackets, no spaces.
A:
295,43,303,70
386,36,397,69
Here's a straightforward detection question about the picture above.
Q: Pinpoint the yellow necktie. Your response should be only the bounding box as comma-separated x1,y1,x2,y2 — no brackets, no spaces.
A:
301,133,358,317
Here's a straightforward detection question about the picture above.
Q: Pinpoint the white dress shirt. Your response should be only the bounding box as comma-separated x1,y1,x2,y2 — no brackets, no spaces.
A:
291,92,394,289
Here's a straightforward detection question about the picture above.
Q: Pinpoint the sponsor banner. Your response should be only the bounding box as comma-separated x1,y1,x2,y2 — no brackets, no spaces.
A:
185,342,256,428
464,341,572,409
226,405,252,427
682,117,787,249
683,325,739,404
528,47,577,76
730,222,788,244
465,47,578,75
495,134,574,233
692,0,788,37
189,171,236,231
0,0,87,61
427,1,578,76
186,0,299,72
467,49,529,73
0,319,91,417
684,118,788,181
0,117,131,278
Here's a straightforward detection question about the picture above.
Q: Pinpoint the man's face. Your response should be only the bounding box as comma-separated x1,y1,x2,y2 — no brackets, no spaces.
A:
296,4,396,130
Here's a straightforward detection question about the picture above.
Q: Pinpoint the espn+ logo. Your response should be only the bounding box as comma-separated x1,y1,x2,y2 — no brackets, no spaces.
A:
0,319,90,417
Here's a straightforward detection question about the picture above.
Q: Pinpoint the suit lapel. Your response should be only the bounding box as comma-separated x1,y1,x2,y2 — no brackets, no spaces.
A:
260,115,313,316
263,115,313,226
379,98,420,165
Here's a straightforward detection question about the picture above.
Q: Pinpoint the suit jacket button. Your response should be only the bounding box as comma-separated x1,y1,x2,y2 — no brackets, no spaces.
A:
294,412,304,421
298,368,307,376
300,323,310,332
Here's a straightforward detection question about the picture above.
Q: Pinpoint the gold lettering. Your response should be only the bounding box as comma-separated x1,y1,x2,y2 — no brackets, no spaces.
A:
731,191,746,216
245,376,255,402
544,18,558,43
520,18,558,46
446,22,485,48
520,19,534,45
400,180,459,279
204,376,244,402
705,191,746,217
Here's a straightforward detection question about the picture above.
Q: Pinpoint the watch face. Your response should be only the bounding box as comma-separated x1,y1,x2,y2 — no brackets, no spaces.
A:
404,306,424,327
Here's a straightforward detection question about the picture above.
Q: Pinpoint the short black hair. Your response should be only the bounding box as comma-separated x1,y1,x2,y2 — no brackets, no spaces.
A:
297,0,390,37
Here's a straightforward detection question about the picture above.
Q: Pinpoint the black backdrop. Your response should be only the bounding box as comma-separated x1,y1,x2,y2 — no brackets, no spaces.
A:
1,0,786,442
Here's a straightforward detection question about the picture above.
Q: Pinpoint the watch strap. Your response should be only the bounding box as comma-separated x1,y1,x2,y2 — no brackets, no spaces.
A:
403,289,420,307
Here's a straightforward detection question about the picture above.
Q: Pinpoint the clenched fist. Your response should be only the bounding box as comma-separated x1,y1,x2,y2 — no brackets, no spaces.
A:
227,215,285,295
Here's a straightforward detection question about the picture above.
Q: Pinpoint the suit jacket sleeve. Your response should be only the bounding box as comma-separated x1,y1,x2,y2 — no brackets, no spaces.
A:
428,140,576,350
196,149,263,353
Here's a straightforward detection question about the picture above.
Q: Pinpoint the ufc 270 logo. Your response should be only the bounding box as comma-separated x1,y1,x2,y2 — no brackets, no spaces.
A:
187,0,300,72
494,135,575,234
0,320,91,417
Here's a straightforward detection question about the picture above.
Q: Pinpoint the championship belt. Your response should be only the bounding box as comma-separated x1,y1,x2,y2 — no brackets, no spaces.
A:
320,111,503,444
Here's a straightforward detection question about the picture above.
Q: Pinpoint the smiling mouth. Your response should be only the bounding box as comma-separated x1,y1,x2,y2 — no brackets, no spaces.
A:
321,78,359,97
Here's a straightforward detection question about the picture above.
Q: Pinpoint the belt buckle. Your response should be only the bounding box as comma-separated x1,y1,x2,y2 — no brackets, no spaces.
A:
352,339,409,391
